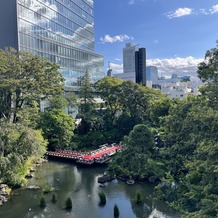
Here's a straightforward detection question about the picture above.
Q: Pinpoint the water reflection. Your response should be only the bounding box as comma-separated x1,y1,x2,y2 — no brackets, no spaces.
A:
0,161,180,218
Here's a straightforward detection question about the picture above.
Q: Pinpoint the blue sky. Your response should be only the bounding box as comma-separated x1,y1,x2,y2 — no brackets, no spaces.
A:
94,0,218,78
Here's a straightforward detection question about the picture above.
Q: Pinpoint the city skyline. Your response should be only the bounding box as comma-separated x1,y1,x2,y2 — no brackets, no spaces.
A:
94,0,218,79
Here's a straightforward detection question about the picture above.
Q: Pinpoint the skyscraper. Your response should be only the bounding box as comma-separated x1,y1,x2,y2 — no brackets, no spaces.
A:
135,48,146,85
146,66,158,83
123,43,138,74
0,0,104,88
121,43,146,85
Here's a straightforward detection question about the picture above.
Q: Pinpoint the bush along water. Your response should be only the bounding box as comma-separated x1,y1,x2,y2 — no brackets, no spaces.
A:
39,196,46,208
98,192,106,206
114,204,120,217
51,193,57,203
65,197,72,210
136,192,142,205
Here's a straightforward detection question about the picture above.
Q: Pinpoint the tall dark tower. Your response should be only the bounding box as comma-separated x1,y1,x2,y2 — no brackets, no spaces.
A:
135,48,146,85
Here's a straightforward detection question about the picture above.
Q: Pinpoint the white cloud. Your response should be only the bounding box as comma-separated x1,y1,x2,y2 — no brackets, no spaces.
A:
166,5,218,18
210,4,218,14
147,56,203,79
166,8,193,19
128,0,146,5
86,0,93,6
129,0,135,5
110,63,123,74
153,40,160,45
110,56,203,78
199,8,208,15
100,34,134,44
18,0,57,31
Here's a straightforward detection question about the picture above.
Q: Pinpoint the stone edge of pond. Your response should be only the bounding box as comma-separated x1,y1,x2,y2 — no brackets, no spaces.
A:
0,158,48,206
0,184,11,206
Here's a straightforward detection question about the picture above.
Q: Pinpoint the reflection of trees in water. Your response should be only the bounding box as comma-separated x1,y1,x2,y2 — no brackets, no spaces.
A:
76,165,105,196
111,181,178,218
130,189,179,218
43,162,76,202
123,183,153,218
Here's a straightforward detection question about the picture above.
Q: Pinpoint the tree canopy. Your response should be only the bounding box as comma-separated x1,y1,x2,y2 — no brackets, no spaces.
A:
0,48,64,122
197,41,218,107
0,48,68,187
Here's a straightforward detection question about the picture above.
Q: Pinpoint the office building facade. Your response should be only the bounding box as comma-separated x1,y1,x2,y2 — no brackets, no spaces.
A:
116,43,146,85
146,66,158,83
123,43,138,74
0,0,104,88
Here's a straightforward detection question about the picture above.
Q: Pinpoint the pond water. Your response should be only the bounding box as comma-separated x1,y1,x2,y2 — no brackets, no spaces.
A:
0,161,180,218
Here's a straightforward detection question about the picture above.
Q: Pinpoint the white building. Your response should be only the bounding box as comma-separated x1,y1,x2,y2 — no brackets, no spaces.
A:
160,82,193,99
150,73,200,99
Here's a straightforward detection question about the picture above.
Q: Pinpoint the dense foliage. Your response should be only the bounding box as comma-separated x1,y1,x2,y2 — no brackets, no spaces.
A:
39,109,75,151
0,40,218,217
74,77,164,149
106,42,218,217
158,42,218,217
0,48,69,186
0,123,47,186
0,48,64,123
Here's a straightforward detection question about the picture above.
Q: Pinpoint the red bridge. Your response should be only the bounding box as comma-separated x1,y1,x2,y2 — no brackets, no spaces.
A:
46,144,122,165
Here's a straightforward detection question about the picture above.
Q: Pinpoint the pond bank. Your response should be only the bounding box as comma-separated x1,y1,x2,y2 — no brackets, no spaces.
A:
0,161,180,218
0,184,10,206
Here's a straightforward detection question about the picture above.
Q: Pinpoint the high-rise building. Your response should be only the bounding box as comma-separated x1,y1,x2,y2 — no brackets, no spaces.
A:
123,43,138,74
120,43,146,85
135,48,146,85
0,0,104,89
146,66,158,83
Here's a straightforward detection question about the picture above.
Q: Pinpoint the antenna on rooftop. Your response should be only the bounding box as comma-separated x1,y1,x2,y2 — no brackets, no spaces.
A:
107,61,113,77
108,61,111,69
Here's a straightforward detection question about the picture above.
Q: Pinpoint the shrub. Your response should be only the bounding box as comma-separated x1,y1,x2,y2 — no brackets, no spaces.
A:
42,185,55,194
39,196,46,208
65,197,72,210
51,193,57,203
136,192,142,205
98,192,106,205
114,204,120,217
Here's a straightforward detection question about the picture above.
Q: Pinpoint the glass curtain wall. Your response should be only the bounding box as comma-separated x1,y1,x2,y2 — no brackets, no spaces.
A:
17,0,104,87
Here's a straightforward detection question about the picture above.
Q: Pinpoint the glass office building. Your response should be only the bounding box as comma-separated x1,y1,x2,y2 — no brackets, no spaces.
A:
0,0,104,88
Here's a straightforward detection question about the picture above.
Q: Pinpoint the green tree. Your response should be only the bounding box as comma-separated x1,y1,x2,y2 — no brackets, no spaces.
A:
94,77,123,123
0,48,64,123
39,109,75,150
49,95,68,110
158,93,218,216
116,81,163,123
95,78,163,125
64,91,79,115
94,78,164,146
16,100,40,128
78,70,94,114
0,123,47,186
197,41,218,108
109,124,165,179
147,97,173,127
